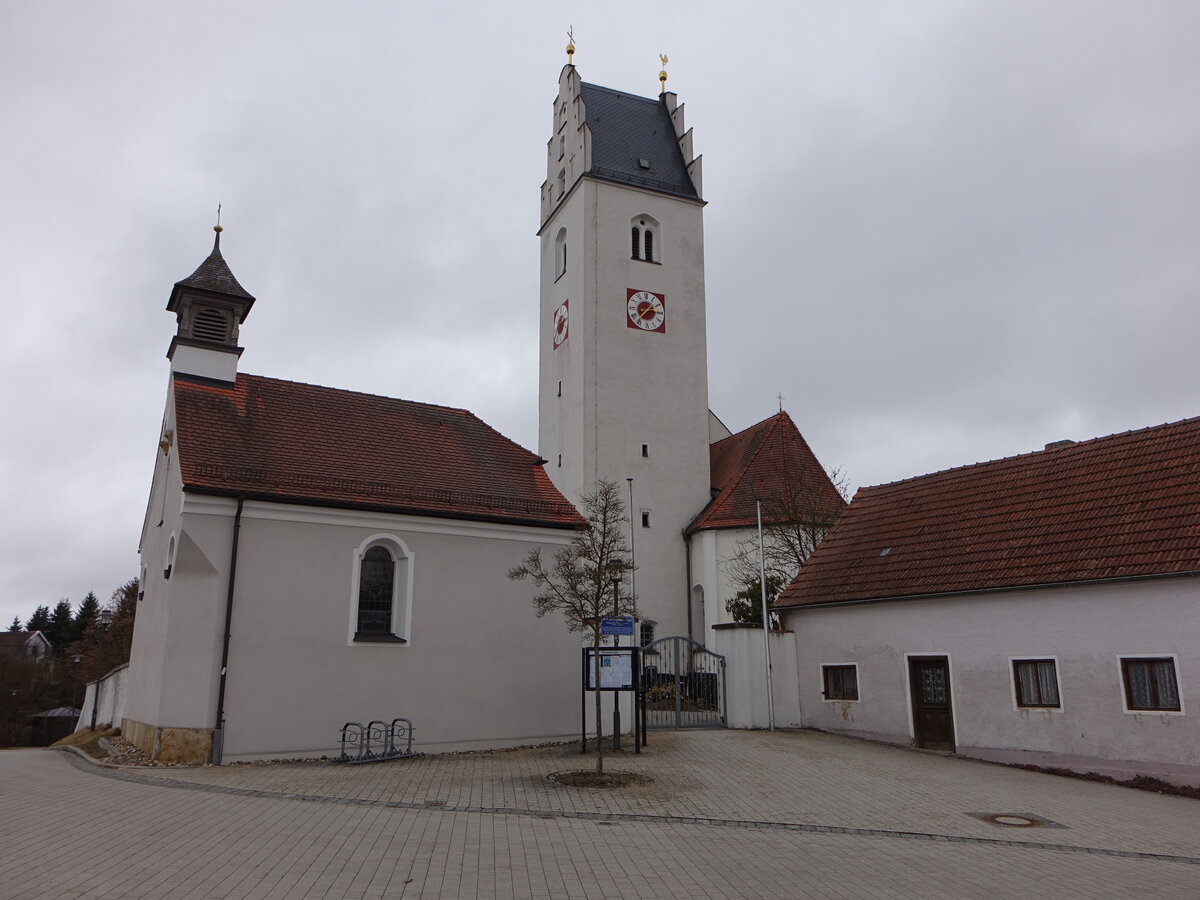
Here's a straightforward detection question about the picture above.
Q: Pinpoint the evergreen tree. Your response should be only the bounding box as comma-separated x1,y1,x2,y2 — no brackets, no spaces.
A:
46,599,75,653
25,606,51,633
7,617,21,632
72,592,100,645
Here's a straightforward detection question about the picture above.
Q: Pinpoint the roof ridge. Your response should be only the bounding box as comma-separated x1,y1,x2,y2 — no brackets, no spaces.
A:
861,415,1200,494
580,81,662,104
235,373,476,417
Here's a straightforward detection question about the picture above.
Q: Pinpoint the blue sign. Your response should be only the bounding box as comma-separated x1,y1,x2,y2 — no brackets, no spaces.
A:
600,616,635,636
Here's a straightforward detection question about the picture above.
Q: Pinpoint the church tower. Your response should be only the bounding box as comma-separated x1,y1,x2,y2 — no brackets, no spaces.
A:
538,59,711,638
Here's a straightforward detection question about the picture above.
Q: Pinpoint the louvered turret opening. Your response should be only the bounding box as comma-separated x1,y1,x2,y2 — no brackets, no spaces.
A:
193,307,230,343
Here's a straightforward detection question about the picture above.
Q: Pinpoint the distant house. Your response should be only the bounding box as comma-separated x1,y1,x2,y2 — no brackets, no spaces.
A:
777,418,1200,787
0,631,51,661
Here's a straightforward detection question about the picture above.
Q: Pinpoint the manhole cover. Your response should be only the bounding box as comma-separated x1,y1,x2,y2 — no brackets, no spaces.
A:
967,812,1066,829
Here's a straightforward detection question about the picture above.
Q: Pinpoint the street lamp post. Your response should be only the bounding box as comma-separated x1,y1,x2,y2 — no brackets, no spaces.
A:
70,654,82,712
89,609,114,732
611,575,621,752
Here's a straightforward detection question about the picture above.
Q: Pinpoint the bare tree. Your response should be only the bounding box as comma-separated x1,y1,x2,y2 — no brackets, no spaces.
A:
723,464,850,625
508,479,634,774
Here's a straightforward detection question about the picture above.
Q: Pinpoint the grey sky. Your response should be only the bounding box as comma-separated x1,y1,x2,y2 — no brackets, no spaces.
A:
3,1,1198,627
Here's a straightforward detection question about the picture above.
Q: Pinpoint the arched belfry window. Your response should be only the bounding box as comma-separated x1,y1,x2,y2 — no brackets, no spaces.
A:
555,228,567,278
630,215,661,263
352,536,412,644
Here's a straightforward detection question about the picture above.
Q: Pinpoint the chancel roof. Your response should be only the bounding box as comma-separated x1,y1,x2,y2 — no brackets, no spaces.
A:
689,412,845,532
777,416,1200,609
579,82,698,199
172,374,584,529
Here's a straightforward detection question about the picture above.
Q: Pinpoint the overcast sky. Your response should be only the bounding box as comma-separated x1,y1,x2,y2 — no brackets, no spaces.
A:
3,1,1198,627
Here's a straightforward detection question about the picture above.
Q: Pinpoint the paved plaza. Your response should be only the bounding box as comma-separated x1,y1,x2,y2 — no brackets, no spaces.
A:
1,728,1198,898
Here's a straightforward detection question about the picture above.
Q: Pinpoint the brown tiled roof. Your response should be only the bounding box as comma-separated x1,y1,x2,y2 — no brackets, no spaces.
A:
777,417,1200,609
173,374,584,529
0,632,35,648
688,411,845,532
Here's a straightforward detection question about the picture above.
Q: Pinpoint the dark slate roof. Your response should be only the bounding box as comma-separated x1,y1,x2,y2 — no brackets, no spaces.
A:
579,83,698,199
688,412,845,532
777,416,1200,609
173,373,585,530
173,232,255,301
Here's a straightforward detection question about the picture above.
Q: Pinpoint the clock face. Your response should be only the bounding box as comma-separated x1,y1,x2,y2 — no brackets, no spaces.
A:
553,300,569,348
626,289,666,333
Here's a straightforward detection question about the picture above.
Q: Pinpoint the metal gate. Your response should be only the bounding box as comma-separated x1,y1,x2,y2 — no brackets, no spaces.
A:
641,636,726,728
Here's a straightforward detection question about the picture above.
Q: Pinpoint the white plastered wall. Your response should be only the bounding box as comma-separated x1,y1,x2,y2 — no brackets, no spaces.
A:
783,578,1200,785
128,495,585,760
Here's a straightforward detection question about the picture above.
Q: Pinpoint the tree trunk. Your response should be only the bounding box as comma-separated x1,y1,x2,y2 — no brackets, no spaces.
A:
592,632,604,774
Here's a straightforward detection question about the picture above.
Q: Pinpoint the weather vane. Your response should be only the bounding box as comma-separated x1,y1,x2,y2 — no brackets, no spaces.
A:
566,27,575,63
777,392,785,413
215,202,223,234
658,53,669,92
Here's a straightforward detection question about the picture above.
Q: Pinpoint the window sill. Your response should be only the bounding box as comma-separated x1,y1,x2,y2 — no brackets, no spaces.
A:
353,632,407,644
630,257,662,265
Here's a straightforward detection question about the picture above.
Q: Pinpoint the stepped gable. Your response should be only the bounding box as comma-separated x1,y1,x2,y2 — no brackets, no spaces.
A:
689,411,845,532
172,373,584,529
777,416,1200,609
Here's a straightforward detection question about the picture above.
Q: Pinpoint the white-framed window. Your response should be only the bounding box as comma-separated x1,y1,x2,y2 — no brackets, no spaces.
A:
557,168,566,198
821,663,859,701
630,214,661,262
1119,654,1182,713
350,534,413,645
1011,657,1061,709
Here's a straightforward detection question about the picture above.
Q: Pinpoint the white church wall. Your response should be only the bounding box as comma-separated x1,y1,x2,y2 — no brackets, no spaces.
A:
132,498,585,761
784,578,1200,786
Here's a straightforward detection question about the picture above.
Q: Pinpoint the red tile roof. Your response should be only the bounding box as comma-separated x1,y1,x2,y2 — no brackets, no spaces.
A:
688,411,846,532
777,417,1200,609
173,374,584,529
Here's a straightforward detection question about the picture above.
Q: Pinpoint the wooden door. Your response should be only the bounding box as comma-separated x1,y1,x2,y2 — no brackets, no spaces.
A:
909,656,955,751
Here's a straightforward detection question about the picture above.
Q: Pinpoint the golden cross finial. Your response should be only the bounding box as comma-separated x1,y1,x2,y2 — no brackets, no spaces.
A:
658,53,669,92
566,27,575,63
215,202,222,233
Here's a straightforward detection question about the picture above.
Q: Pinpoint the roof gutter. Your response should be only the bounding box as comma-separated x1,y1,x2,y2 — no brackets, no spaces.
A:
212,494,244,765
776,568,1200,613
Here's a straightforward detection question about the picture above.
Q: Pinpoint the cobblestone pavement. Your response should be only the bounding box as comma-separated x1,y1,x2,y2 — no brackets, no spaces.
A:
2,729,1198,898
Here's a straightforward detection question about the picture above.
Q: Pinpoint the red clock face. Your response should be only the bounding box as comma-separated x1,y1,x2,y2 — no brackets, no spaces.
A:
553,300,569,348
626,289,666,333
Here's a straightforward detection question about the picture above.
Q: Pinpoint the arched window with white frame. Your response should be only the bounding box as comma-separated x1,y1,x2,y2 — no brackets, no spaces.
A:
629,214,661,263
351,535,413,644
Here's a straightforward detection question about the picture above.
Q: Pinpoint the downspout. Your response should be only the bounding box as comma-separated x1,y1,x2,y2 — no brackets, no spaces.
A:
212,494,244,765
684,532,693,642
